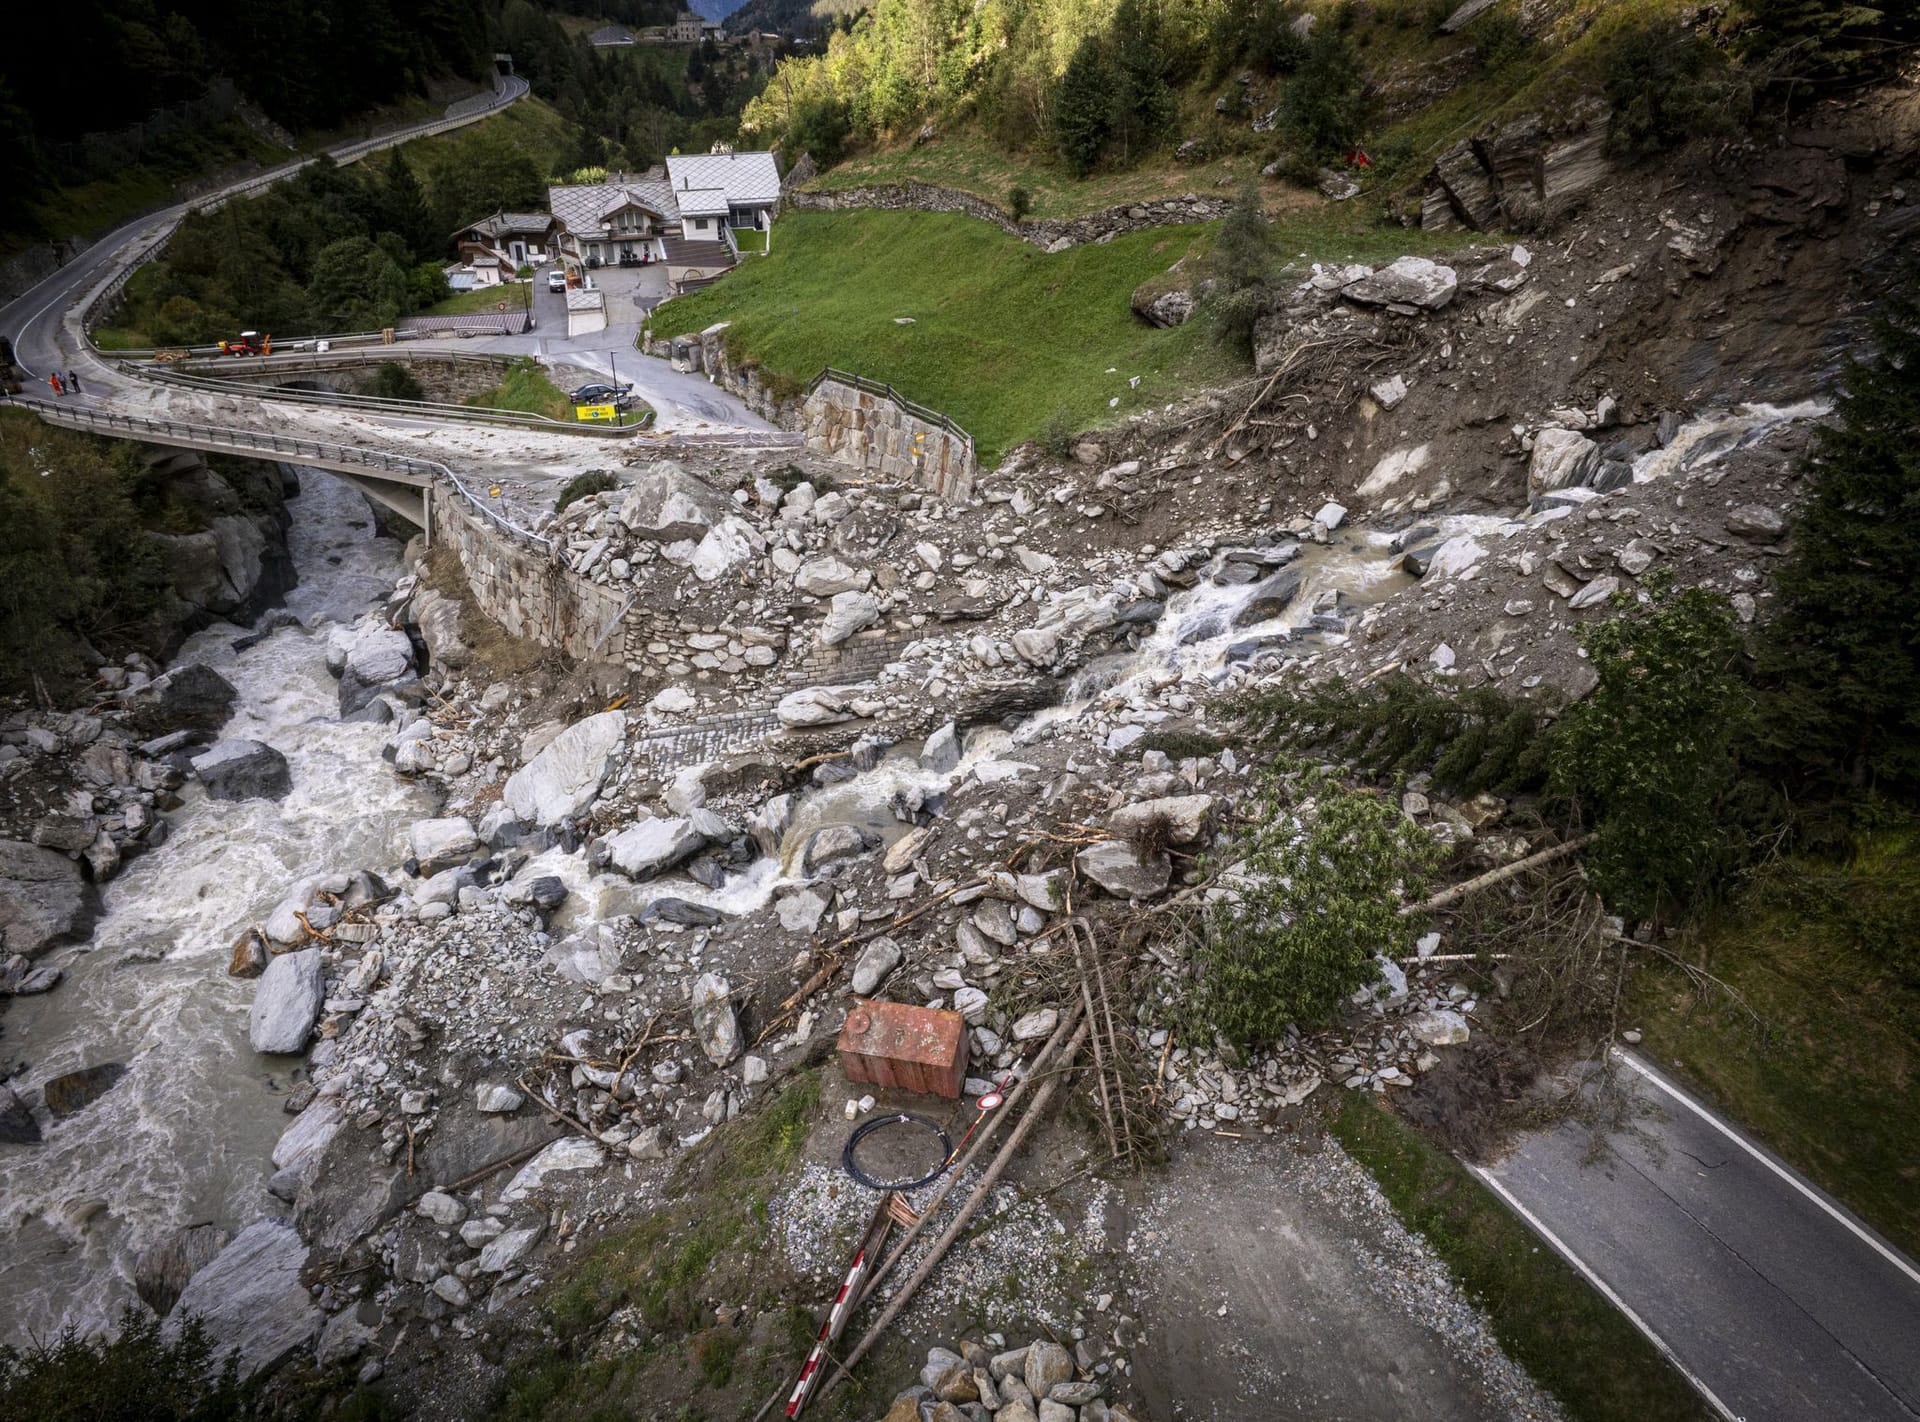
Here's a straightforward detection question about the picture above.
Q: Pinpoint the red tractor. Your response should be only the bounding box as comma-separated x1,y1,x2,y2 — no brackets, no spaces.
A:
218,331,272,357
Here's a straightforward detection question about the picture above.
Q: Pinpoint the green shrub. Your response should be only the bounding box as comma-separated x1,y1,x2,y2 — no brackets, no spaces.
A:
0,1308,251,1421
788,96,852,169
1196,769,1437,1046
1038,410,1079,460
556,470,620,513
1008,186,1033,222
369,361,424,402
1275,29,1374,162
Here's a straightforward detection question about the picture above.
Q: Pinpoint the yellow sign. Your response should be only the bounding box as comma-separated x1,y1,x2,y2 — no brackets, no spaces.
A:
575,403,618,422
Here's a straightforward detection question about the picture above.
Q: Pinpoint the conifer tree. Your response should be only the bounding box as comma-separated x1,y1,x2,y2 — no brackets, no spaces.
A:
1053,38,1111,178
1757,267,1920,796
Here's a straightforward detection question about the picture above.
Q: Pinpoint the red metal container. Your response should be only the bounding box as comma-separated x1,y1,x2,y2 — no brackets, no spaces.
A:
837,999,969,1099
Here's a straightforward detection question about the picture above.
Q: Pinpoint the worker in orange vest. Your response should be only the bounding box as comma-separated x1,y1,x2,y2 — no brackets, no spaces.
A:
48,372,63,396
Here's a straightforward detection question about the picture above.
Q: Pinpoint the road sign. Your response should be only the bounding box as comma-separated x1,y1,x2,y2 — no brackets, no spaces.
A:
575,403,617,422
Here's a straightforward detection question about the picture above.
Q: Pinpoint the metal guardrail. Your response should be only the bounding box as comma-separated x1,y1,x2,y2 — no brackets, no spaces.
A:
131,360,655,436
12,396,552,552
803,365,975,461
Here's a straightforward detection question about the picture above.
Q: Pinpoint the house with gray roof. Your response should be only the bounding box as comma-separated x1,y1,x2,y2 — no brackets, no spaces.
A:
546,173,744,295
664,150,782,234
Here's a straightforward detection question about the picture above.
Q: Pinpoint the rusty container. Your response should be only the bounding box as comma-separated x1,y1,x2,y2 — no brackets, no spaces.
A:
837,999,968,1099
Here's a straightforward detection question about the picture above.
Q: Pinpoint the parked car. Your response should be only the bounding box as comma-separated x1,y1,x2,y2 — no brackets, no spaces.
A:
546,268,568,293
569,382,633,406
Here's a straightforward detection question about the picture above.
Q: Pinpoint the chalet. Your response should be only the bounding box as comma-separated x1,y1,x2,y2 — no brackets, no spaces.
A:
452,211,559,270
666,10,723,42
547,177,686,270
664,150,781,234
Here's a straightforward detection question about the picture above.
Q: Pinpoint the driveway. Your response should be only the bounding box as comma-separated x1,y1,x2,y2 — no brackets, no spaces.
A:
1476,1051,1920,1422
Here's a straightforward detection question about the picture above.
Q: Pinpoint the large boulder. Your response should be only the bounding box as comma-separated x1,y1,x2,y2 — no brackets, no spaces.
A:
190,739,292,802
619,461,728,542
602,816,704,880
691,972,742,1066
820,591,881,646
134,1222,231,1316
1233,568,1304,627
42,1063,128,1118
1529,428,1601,496
794,556,871,597
166,1221,322,1377
1109,794,1216,845
0,1082,42,1144
122,663,236,736
1075,841,1172,899
249,950,326,1054
1341,257,1458,312
409,817,479,875
776,686,856,729
337,625,415,714
503,711,626,826
411,588,472,670
0,839,95,958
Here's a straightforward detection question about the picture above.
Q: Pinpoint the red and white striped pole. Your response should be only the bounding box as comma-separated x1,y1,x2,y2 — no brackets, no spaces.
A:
784,1239,873,1418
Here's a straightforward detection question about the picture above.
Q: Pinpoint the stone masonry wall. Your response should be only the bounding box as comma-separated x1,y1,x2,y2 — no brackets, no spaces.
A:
783,181,1232,252
801,377,975,500
430,494,626,663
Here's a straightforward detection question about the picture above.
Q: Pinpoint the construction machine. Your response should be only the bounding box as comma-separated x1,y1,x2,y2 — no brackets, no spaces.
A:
218,331,272,357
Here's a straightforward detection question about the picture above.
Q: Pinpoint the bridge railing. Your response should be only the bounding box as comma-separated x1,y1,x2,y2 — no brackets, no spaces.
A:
11,395,552,552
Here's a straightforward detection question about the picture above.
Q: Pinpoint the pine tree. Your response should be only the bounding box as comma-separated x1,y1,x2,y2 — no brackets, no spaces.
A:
1756,266,1920,797
1108,0,1175,168
378,150,439,264
1053,38,1111,178
1205,182,1275,357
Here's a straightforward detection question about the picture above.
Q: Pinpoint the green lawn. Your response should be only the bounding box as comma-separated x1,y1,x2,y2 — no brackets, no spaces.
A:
655,209,1234,462
1630,829,1920,1259
423,283,535,317
654,206,1465,462
1330,1093,1714,1422
465,356,651,426
732,226,768,253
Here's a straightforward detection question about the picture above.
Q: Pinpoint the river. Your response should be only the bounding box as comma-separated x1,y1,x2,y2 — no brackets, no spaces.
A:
0,470,435,1346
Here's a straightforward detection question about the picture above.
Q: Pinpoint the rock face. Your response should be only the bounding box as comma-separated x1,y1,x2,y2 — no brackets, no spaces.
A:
123,663,236,736
190,739,292,802
1341,257,1458,312
134,1221,230,1315
0,839,95,958
166,1221,322,1377
42,1063,128,1118
504,711,626,826
1423,103,1612,232
249,950,326,1054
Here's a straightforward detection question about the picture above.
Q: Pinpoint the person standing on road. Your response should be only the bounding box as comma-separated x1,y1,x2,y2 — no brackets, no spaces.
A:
66,371,81,395
48,372,63,397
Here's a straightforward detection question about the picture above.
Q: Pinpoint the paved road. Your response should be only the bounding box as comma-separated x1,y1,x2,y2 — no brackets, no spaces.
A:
1476,1051,1920,1422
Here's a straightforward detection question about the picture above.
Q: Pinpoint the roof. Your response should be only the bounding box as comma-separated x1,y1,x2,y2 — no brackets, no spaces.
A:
675,187,731,218
665,151,781,209
549,180,681,235
595,190,671,222
565,288,606,311
396,311,531,335
454,211,555,239
589,24,635,44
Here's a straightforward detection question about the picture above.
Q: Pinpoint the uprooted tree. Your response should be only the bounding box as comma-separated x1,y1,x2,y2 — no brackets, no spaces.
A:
1192,768,1437,1048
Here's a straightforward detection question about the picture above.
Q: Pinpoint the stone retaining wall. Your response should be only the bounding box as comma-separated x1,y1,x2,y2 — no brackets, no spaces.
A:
784,181,1232,251
647,325,976,500
801,377,974,500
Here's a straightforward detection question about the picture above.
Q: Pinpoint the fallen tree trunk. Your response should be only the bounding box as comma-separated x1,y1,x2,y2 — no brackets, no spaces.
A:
1404,833,1594,917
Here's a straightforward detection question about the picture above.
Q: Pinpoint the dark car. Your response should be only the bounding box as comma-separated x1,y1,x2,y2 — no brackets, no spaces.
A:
569,382,633,405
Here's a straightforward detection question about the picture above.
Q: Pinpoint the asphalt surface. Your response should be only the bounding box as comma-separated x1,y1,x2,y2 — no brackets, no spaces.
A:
1477,1051,1920,1422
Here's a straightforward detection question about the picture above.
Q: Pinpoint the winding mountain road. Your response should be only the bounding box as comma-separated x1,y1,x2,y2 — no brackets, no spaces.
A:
1476,1050,1920,1422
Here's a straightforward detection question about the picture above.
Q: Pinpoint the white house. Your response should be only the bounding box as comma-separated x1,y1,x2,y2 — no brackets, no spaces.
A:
664,150,782,234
